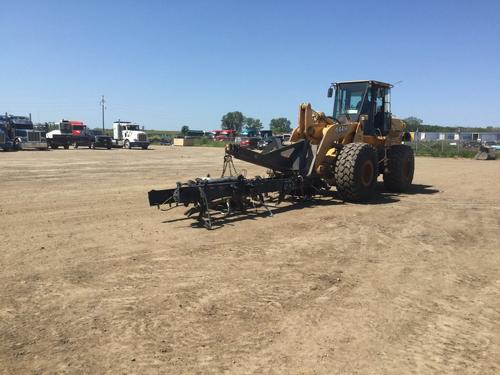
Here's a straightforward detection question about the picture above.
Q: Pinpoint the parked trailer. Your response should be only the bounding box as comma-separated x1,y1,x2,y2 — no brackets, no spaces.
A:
112,121,149,149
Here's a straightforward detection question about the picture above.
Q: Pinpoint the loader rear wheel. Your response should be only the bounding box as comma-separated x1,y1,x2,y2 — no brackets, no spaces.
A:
383,145,414,192
334,143,378,202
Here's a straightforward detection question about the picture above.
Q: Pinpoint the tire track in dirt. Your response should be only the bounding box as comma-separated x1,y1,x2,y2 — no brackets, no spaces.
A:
392,281,500,374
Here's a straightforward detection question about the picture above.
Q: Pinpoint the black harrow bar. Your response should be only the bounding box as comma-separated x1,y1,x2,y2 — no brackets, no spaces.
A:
148,174,326,229
148,143,327,229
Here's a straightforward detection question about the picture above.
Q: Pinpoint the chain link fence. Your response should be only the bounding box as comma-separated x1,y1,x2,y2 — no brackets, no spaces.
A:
405,131,499,158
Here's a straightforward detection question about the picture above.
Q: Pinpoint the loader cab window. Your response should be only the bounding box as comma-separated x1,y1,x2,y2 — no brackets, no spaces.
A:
373,86,391,136
333,82,369,122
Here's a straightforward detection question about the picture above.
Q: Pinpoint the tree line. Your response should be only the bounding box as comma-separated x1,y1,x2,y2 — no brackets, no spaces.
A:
181,111,292,135
403,117,500,133
221,111,292,134
181,114,500,136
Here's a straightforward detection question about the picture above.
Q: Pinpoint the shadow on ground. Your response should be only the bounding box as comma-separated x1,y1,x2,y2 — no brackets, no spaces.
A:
161,184,439,230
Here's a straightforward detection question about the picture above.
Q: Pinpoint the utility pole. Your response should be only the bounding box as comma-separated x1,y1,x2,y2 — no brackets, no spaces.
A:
100,95,106,132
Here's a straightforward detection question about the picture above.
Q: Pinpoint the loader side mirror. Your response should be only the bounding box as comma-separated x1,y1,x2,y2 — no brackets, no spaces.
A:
327,87,333,98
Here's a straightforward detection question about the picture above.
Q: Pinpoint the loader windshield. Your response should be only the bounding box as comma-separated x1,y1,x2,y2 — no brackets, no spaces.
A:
333,82,369,121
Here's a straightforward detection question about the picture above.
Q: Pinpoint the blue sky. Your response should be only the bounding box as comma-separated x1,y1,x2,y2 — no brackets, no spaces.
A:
1,0,499,130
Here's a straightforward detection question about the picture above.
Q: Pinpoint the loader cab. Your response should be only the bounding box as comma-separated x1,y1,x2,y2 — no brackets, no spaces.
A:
329,80,393,136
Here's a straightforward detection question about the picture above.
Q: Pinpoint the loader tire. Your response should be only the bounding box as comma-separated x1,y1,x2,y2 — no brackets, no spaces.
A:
383,145,414,192
334,143,378,202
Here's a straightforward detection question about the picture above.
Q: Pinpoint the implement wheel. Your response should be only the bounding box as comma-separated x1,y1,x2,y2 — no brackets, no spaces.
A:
383,145,414,192
334,143,378,202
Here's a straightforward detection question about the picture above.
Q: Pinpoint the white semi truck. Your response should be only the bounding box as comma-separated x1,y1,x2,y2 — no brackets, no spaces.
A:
112,121,149,149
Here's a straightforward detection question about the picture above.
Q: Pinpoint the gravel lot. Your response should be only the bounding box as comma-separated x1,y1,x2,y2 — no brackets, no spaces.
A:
1,147,499,374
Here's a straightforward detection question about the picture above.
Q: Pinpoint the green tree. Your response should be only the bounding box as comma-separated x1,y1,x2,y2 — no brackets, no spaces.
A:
244,117,263,132
221,111,245,133
180,125,190,135
403,117,423,131
269,117,292,134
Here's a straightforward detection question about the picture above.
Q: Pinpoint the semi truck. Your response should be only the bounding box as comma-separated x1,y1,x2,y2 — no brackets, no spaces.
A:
2,114,47,150
112,121,149,149
46,120,73,149
0,115,13,150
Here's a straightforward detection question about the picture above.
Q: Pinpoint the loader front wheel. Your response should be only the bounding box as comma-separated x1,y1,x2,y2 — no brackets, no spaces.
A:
334,143,378,202
383,145,414,192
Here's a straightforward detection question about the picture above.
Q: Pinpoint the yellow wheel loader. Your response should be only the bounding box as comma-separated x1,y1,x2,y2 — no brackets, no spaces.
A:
288,80,414,200
149,80,414,228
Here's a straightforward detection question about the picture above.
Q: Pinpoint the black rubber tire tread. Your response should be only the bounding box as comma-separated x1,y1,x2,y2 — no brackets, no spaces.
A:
334,143,378,202
383,145,414,192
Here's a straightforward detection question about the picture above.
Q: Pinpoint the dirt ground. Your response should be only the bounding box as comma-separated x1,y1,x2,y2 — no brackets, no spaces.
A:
0,146,499,374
